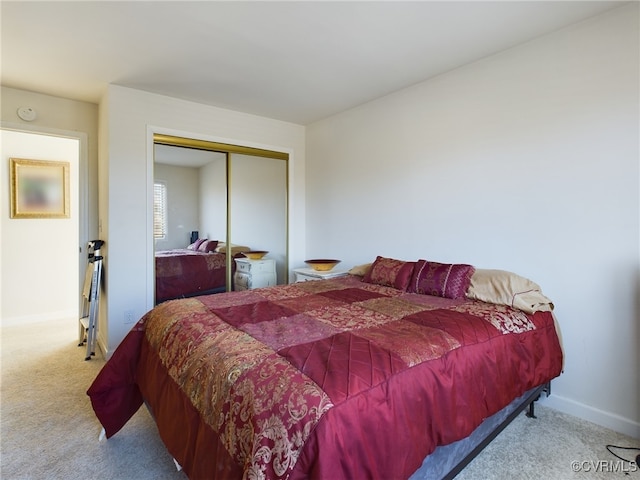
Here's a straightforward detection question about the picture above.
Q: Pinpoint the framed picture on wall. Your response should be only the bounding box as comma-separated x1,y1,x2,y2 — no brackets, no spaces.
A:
9,158,70,219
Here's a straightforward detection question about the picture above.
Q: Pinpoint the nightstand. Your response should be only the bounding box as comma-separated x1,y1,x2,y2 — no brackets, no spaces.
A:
293,267,349,283
234,258,277,291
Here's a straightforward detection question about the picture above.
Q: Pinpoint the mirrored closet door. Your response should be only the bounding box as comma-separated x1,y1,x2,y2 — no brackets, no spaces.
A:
153,144,227,251
228,153,288,287
153,134,288,299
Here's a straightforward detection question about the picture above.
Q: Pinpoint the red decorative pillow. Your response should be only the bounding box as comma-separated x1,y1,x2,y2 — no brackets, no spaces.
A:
198,240,218,253
407,260,475,299
362,256,415,291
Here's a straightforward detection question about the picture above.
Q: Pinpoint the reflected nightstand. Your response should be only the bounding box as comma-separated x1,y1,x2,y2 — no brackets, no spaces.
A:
234,258,277,290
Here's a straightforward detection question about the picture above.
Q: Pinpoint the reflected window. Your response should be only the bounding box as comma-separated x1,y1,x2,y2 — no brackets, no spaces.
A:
153,182,167,239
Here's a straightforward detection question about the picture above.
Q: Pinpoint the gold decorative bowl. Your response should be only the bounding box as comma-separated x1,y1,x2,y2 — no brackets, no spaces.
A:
243,251,268,260
305,259,341,271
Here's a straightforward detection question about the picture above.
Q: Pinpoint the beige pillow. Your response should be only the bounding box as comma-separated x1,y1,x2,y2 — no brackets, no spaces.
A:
466,269,554,314
348,263,372,277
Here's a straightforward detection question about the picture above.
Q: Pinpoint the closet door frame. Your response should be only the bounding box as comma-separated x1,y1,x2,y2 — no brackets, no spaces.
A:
152,133,289,292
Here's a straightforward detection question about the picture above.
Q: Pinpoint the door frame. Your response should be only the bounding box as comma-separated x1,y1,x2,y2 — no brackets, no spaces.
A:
1,121,89,315
147,128,291,304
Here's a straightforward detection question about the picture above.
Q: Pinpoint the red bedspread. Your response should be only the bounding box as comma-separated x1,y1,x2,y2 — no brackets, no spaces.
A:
88,275,562,479
155,249,228,303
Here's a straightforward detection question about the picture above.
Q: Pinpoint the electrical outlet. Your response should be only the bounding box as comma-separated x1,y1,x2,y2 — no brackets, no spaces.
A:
124,310,135,324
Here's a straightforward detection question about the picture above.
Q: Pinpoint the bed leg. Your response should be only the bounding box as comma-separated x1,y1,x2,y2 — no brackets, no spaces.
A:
526,382,551,419
526,400,537,419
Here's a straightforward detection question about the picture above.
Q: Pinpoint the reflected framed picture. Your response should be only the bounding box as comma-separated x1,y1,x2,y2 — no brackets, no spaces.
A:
10,158,70,218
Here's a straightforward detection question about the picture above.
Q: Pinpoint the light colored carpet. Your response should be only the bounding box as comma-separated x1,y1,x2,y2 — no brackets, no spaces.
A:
1,317,638,479
1,318,185,480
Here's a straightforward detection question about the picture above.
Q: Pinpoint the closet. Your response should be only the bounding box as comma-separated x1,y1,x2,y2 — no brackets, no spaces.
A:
153,134,288,292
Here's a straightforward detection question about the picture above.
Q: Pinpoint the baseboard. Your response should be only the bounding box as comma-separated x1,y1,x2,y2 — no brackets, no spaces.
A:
97,334,111,360
540,394,640,439
2,310,77,327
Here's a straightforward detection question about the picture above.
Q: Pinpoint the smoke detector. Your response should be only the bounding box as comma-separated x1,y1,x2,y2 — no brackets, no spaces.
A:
17,106,37,122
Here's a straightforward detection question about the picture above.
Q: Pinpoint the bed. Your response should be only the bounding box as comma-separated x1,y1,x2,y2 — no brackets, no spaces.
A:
155,240,251,303
155,249,227,303
89,256,563,479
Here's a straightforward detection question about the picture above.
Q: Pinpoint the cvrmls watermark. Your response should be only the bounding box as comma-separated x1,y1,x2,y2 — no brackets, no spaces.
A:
571,460,638,473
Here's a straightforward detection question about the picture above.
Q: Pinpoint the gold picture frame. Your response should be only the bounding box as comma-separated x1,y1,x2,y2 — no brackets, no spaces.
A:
10,158,70,219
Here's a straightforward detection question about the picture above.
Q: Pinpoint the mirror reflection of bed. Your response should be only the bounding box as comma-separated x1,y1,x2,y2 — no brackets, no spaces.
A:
153,140,287,304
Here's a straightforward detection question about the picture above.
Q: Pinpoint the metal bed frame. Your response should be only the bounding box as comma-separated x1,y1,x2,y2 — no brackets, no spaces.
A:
411,382,551,479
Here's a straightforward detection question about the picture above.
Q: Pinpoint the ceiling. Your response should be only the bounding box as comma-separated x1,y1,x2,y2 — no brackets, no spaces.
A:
154,143,226,167
1,1,627,126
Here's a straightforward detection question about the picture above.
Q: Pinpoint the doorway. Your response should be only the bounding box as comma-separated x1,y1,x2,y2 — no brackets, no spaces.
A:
1,128,86,326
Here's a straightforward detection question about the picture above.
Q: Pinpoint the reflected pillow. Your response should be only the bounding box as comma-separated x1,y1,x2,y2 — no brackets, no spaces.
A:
362,256,415,291
188,238,206,251
215,243,251,255
407,260,475,299
466,269,554,313
198,240,218,253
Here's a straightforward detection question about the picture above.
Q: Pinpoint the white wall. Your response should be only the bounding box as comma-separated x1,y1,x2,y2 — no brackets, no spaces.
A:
100,85,306,355
1,88,99,330
306,5,639,437
154,163,199,250
0,130,79,324
1,87,99,242
199,157,227,242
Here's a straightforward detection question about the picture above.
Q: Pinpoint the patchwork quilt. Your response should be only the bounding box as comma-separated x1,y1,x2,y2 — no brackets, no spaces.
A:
88,275,563,479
